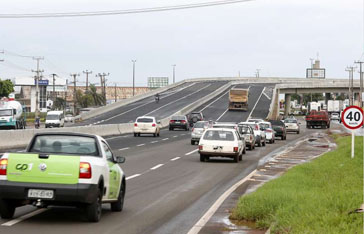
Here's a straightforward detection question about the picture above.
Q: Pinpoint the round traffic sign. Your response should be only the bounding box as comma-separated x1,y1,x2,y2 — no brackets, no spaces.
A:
341,106,364,130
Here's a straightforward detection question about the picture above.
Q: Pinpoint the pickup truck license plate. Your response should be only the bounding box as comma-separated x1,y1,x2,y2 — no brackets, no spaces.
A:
28,189,54,199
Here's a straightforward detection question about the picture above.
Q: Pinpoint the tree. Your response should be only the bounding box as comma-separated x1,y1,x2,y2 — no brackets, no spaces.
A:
89,84,105,106
0,79,14,98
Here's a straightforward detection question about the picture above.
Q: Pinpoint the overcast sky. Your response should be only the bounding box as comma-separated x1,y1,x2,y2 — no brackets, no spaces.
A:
0,0,362,86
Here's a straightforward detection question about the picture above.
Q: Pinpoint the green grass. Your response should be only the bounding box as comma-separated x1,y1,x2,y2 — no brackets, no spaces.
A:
230,135,363,234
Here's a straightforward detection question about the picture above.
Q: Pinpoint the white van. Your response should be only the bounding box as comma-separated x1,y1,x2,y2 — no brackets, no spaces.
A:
45,111,65,128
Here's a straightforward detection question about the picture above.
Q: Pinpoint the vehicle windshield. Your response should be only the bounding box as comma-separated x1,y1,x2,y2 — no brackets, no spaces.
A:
284,119,297,123
203,130,235,141
193,121,207,128
29,135,99,156
190,113,201,118
0,109,12,117
137,118,154,123
213,125,236,129
46,114,59,120
239,126,251,134
269,120,284,126
259,123,270,129
172,116,185,120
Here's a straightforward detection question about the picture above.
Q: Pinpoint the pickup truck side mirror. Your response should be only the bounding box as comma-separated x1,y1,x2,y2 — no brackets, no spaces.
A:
115,156,125,164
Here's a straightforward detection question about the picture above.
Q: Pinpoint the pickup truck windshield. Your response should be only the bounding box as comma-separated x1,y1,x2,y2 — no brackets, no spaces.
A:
0,109,12,117
29,135,99,156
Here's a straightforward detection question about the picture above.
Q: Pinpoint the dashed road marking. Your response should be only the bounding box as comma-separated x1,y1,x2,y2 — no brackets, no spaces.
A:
119,147,130,151
173,135,178,138
216,108,229,121
150,141,158,144
170,157,180,161
137,144,145,147
2,208,47,226
162,138,169,141
126,174,141,180
180,134,186,136
150,164,164,170
185,149,199,155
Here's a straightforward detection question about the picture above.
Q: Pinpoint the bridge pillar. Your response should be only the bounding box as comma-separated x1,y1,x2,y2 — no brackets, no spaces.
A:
284,94,291,116
325,93,331,105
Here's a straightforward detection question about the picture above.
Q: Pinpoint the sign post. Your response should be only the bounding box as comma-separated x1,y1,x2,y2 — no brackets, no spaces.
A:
341,106,364,158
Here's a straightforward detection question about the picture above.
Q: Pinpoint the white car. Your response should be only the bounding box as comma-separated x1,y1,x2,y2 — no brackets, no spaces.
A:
65,114,74,123
134,116,160,137
212,122,238,130
239,122,266,147
198,128,246,163
284,118,300,134
247,118,264,123
258,121,275,144
191,121,209,145
330,113,340,121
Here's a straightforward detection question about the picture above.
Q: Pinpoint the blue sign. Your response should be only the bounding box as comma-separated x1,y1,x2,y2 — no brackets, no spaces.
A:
35,80,49,86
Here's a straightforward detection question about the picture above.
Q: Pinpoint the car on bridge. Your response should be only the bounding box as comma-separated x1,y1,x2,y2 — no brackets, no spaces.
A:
134,116,161,137
0,132,126,222
188,112,204,127
191,121,209,145
169,115,189,131
198,128,246,163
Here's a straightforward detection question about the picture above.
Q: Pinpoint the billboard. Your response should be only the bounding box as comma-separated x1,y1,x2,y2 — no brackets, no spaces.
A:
306,68,325,79
148,77,169,89
35,79,49,86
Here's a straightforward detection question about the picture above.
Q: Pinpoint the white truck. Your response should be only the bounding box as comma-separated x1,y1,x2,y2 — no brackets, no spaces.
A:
308,102,320,112
0,132,126,222
327,100,343,114
0,100,26,129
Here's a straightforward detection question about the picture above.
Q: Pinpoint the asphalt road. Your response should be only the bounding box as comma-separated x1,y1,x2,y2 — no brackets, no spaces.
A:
0,82,326,234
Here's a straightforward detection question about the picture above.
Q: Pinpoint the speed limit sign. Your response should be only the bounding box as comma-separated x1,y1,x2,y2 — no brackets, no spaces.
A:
341,106,364,130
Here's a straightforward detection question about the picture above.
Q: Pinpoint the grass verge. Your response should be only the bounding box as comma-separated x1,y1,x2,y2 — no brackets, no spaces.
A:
230,135,363,234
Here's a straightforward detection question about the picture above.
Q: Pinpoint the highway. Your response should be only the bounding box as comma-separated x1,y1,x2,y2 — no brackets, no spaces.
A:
0,81,327,234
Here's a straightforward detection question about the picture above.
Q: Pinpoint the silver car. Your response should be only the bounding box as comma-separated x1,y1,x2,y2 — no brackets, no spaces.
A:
191,121,209,145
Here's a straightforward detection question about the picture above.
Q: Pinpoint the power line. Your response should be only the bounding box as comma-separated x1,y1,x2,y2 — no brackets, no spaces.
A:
0,0,254,18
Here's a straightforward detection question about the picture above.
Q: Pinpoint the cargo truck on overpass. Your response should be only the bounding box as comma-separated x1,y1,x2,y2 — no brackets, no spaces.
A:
228,88,249,111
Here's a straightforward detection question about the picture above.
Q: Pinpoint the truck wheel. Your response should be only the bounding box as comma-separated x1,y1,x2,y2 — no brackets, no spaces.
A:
281,136,285,140
85,190,102,222
0,199,15,219
111,183,125,212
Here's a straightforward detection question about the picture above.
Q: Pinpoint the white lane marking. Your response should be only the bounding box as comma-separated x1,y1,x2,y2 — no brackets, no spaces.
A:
173,135,178,138
150,141,158,143
180,134,186,136
137,144,145,147
187,169,257,234
118,147,130,151
247,87,265,121
97,83,197,124
170,157,180,161
185,149,199,155
2,208,47,226
162,138,169,141
262,91,271,100
199,90,229,112
126,174,141,180
146,84,212,115
216,108,229,121
150,164,164,170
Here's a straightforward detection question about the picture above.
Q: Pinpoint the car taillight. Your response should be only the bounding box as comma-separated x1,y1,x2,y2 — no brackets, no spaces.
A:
0,159,8,175
170,120,175,123
255,125,259,130
181,120,186,123
134,123,138,127
233,147,239,152
250,135,253,141
79,162,92,179
199,145,203,150
192,128,194,132
266,129,272,132
152,123,156,127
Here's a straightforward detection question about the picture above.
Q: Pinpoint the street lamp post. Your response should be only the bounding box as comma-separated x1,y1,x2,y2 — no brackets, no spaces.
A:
132,60,136,96
172,64,176,84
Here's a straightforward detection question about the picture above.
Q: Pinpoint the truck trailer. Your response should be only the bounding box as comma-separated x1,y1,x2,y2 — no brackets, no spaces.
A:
228,88,249,111
0,100,26,129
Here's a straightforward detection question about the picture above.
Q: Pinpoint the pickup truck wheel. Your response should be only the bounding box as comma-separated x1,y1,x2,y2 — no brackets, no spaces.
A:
134,133,137,137
239,154,242,161
281,135,284,140
191,140,195,145
111,184,125,212
233,155,239,163
85,190,102,222
200,154,205,162
0,199,15,219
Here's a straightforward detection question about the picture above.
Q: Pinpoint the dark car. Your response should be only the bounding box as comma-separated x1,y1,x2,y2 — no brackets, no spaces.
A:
269,120,287,140
188,112,204,127
169,115,189,131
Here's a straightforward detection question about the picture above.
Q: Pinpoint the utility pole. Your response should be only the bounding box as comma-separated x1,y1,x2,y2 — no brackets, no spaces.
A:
346,66,356,106
96,73,109,105
65,79,68,112
255,69,261,78
114,83,117,102
70,73,80,116
354,61,364,108
0,50,4,62
50,73,57,106
172,64,176,84
132,60,136,96
83,70,92,92
31,57,44,119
